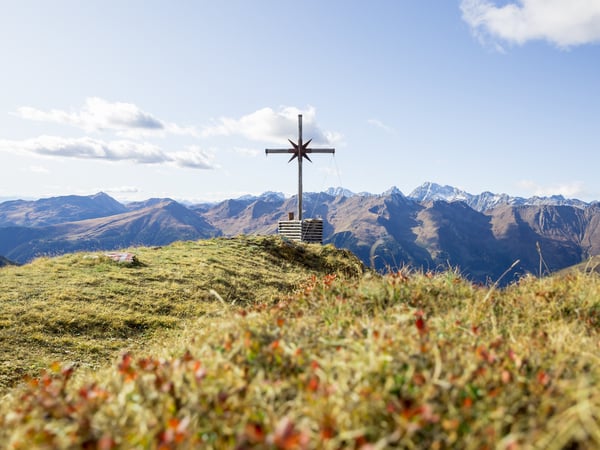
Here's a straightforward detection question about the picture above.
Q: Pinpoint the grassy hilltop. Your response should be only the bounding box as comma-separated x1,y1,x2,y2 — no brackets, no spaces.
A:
1,236,600,449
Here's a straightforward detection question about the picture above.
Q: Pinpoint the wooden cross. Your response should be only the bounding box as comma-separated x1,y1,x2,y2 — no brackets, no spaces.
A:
265,114,335,221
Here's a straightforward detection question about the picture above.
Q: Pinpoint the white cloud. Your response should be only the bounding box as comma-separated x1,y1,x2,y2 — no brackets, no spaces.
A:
0,136,216,170
518,180,585,197
367,118,396,134
14,97,199,138
202,106,342,146
461,0,600,48
169,146,218,170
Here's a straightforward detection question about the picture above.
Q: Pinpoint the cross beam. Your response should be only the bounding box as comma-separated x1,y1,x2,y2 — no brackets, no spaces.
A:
265,114,335,221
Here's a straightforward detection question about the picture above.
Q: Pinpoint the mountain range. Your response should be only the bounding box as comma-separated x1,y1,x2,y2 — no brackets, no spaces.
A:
1,182,598,284
408,181,591,212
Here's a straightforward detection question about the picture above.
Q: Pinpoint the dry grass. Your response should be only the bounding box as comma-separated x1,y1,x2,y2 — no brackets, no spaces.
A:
0,236,363,393
1,239,599,449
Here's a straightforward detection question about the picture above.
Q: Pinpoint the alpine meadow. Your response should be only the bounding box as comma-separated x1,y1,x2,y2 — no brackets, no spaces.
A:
1,236,600,448
3,1,600,449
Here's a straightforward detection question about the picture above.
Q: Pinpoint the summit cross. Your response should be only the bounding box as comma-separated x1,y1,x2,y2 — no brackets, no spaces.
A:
265,114,335,221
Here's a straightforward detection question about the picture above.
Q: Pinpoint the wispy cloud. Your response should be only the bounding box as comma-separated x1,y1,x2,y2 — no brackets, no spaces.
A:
0,136,216,170
367,118,396,134
518,180,586,198
461,0,600,48
202,106,342,146
168,146,218,169
14,97,198,138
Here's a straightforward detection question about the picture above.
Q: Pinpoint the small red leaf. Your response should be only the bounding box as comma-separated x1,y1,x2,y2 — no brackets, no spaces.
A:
416,317,424,330
98,434,116,450
307,376,319,392
537,371,551,386
245,423,266,443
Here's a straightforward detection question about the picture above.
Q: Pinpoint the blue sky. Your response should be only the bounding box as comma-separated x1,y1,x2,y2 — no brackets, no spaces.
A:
1,0,600,203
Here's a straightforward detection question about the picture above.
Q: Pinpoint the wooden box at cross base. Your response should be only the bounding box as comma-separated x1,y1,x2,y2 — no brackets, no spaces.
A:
278,219,324,244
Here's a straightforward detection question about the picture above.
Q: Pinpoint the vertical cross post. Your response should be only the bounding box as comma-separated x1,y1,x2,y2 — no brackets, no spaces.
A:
297,115,304,221
265,114,335,221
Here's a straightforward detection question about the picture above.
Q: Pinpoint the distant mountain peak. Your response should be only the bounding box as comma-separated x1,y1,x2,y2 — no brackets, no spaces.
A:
91,191,111,199
325,187,355,198
382,186,406,198
260,191,286,202
409,182,469,203
236,191,285,202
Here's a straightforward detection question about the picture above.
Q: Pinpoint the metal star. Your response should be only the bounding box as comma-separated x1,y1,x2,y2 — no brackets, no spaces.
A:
287,138,313,163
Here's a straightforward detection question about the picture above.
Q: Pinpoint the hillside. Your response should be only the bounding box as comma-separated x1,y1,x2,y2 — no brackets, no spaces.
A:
0,255,16,267
0,200,221,263
0,192,127,227
1,241,600,448
0,235,364,393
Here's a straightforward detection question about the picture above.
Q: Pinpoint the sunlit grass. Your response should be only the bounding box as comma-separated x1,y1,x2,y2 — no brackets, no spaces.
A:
0,236,363,393
1,238,599,449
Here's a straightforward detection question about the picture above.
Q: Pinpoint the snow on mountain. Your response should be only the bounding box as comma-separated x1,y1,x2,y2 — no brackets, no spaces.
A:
382,186,406,198
408,182,470,203
468,191,517,211
408,182,589,212
325,187,355,198
525,195,588,209
236,191,286,202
